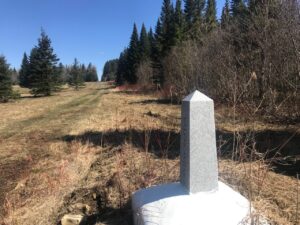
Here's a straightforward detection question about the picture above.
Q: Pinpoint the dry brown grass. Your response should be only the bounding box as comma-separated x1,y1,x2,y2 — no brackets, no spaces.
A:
0,83,298,225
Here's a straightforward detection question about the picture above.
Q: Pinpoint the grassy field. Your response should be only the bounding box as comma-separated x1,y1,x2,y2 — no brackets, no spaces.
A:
0,83,299,225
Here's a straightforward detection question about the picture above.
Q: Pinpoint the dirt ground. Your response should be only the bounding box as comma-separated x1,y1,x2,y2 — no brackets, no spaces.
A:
0,83,299,225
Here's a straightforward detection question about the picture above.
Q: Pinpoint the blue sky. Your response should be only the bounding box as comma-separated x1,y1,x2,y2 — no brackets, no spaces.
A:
0,0,225,77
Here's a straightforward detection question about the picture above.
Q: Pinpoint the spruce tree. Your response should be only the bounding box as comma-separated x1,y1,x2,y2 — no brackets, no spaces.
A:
184,0,205,40
0,56,13,102
221,0,231,29
81,64,86,81
86,63,98,82
19,53,30,87
205,0,217,32
139,23,151,61
10,68,19,85
151,19,164,86
69,58,84,90
126,23,140,84
29,30,60,96
230,0,247,18
184,0,196,26
173,0,185,45
160,0,174,55
195,0,205,20
56,63,64,84
90,65,98,82
153,19,163,59
116,49,128,86
148,28,155,59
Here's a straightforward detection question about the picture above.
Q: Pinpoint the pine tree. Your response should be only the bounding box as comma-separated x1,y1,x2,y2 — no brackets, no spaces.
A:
205,0,217,32
0,56,13,102
69,58,84,90
139,23,151,61
19,53,31,88
29,30,60,96
126,23,140,84
221,0,231,29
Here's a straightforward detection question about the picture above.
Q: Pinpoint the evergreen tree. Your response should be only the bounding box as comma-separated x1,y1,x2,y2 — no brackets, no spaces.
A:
0,56,13,102
139,23,151,61
221,0,231,29
153,19,163,60
173,0,185,45
10,68,19,85
195,0,206,19
148,28,155,59
116,49,128,85
102,60,118,81
184,0,196,26
205,0,217,32
160,0,174,55
19,53,30,87
184,0,205,40
86,63,97,82
51,62,64,90
81,64,86,81
230,0,247,18
29,30,60,96
89,64,98,82
126,23,140,84
69,58,85,90
151,19,164,86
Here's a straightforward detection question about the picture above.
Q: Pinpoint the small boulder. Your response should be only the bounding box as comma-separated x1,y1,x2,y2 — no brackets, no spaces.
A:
61,214,85,225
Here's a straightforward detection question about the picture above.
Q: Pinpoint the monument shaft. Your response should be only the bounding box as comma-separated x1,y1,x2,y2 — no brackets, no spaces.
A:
180,91,218,193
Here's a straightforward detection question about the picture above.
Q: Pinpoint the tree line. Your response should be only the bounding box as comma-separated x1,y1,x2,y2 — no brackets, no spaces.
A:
0,30,98,102
111,0,299,122
101,59,119,82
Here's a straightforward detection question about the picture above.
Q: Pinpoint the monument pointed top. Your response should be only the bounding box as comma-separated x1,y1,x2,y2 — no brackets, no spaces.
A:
183,90,212,102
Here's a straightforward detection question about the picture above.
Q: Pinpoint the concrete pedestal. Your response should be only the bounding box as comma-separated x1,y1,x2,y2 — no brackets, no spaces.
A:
132,182,254,225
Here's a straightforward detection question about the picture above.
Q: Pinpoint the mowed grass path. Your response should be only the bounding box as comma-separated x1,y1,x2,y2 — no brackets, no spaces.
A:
0,83,106,215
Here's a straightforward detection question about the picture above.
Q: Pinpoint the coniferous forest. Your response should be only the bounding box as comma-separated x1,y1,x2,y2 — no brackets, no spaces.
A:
102,0,299,122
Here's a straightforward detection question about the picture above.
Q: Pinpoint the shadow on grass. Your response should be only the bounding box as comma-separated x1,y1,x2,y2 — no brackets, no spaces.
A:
216,129,300,177
63,129,180,159
129,99,177,105
82,201,133,225
57,185,133,225
62,129,299,177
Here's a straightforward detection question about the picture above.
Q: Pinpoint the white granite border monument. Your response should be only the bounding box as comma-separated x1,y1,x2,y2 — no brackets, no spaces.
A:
132,91,265,225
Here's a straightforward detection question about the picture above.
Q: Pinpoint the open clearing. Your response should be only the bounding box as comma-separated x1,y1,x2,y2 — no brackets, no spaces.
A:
0,83,299,225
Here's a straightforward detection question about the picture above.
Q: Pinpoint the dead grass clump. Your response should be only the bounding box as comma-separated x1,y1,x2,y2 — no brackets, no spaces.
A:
2,142,98,225
219,160,299,225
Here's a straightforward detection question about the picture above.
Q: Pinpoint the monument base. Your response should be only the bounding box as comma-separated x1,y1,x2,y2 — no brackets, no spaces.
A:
132,182,267,225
